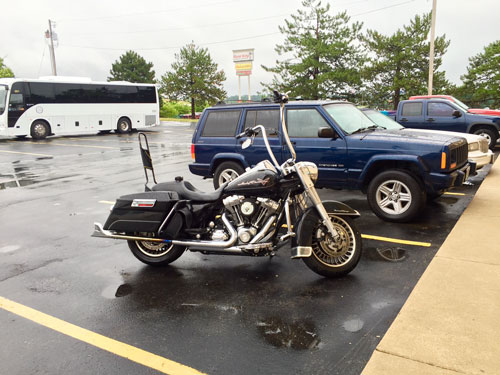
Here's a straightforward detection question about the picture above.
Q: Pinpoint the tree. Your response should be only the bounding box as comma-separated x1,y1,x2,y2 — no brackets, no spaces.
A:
108,50,155,83
262,0,364,101
459,40,500,108
0,58,14,78
160,43,226,119
363,13,450,109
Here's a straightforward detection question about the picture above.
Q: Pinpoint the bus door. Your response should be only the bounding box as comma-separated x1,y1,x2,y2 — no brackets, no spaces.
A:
8,82,28,128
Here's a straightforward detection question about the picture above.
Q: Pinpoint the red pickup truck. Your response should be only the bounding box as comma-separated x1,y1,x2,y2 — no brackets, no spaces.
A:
409,95,500,116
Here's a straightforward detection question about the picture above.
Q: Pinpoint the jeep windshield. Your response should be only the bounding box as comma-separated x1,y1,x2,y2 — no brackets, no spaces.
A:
323,103,383,134
0,85,7,115
361,109,403,130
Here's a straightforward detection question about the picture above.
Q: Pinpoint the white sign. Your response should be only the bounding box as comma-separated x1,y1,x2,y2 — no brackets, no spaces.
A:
233,49,254,62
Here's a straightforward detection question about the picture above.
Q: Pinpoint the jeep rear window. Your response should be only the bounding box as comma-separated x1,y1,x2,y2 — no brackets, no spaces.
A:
401,102,423,116
244,109,279,137
201,110,241,137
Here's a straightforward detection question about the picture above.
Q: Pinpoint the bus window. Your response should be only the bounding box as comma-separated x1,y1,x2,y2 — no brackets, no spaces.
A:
55,83,82,103
28,82,55,104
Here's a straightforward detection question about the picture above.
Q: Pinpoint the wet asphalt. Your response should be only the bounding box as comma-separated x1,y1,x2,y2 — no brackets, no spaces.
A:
0,123,497,375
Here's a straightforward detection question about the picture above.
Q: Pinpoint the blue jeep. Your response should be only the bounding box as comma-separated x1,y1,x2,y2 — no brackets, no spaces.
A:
189,101,472,222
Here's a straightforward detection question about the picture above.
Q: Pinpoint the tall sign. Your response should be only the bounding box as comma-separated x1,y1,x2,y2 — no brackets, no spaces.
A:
233,49,254,101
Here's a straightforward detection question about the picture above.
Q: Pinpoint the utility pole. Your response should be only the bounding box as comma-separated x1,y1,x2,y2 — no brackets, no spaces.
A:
47,19,57,76
427,0,437,95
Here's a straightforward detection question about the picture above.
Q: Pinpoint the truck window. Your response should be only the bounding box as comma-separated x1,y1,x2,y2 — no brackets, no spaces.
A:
287,108,329,138
201,110,241,137
401,102,422,117
244,109,279,137
427,102,455,117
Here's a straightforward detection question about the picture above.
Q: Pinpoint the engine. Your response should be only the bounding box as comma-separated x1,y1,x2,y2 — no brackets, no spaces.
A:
221,195,279,243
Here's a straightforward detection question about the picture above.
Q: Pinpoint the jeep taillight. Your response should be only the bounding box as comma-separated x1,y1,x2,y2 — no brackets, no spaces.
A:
191,144,195,160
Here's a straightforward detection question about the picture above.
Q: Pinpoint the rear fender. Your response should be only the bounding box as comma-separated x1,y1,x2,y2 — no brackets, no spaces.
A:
291,201,359,255
210,153,250,174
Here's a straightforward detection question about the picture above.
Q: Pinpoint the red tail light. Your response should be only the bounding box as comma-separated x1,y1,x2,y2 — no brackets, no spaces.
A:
191,144,195,160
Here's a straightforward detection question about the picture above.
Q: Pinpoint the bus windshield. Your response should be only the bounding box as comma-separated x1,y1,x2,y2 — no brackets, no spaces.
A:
0,85,7,115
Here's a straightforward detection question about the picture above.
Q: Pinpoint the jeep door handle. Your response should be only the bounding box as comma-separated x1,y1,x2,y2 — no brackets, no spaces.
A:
400,118,408,122
427,118,435,122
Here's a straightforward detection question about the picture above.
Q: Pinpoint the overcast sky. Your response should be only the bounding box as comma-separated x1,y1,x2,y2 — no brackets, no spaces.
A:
1,0,499,96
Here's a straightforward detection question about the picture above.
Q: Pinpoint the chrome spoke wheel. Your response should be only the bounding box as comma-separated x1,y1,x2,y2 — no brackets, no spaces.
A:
375,179,412,215
135,240,174,258
311,215,356,268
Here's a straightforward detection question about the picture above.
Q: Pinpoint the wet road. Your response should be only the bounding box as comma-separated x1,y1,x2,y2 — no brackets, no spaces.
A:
0,123,497,375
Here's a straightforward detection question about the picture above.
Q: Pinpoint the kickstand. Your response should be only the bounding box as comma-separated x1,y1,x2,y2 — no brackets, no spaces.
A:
138,132,158,191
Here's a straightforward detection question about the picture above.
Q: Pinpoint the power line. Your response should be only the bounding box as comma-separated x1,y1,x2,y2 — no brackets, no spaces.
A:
351,0,417,17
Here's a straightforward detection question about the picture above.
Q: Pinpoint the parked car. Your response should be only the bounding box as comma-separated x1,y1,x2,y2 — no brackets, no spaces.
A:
409,95,500,117
189,100,472,222
360,108,495,170
390,98,500,148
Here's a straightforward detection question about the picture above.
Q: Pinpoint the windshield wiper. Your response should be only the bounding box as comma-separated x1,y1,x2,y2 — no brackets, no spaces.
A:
350,125,386,135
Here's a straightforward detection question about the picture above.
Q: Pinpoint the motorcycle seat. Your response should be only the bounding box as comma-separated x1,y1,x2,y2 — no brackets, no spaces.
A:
152,180,224,202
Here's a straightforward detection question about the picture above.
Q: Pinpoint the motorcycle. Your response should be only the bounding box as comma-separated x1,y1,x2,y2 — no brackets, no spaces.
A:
92,91,362,278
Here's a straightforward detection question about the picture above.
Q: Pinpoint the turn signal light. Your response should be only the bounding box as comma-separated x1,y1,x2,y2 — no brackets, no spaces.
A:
191,144,195,160
441,152,446,169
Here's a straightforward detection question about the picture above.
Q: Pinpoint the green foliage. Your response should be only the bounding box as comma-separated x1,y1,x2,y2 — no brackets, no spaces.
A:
160,102,179,118
160,43,226,118
108,50,156,83
459,40,500,108
362,13,450,109
0,58,14,78
261,0,365,101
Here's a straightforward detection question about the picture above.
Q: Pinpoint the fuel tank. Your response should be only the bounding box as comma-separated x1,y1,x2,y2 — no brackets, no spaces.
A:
224,163,280,196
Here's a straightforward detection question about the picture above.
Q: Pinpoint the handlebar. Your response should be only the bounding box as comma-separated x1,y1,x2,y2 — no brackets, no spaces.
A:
236,127,259,139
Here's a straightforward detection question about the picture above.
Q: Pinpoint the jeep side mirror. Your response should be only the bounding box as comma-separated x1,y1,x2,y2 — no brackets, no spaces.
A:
452,110,462,118
318,127,337,139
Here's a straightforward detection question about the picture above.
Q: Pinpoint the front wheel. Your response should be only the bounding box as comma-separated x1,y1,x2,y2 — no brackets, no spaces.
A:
302,215,362,278
128,239,185,266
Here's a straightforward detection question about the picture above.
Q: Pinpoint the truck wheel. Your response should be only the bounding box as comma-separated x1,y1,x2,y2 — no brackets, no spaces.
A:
367,170,425,222
128,240,185,266
472,128,497,149
213,161,244,189
117,117,132,134
30,121,50,140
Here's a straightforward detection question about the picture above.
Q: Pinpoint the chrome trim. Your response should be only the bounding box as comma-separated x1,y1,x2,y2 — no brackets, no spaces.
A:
131,199,156,207
291,246,313,259
249,215,276,244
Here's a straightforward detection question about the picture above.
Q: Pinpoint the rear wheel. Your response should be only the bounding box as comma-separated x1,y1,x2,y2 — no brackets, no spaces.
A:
127,239,185,266
213,161,244,189
302,215,362,278
30,121,50,140
117,117,132,134
472,127,497,149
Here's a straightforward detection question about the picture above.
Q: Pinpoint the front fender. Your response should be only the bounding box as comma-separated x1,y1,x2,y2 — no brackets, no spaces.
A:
291,201,360,253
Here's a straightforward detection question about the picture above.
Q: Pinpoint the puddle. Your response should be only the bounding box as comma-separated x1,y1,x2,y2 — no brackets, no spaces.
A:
256,317,321,350
101,283,133,299
342,318,364,332
0,245,21,253
376,247,407,262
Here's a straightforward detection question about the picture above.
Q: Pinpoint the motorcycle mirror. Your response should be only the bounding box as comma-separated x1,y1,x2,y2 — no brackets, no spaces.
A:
241,138,252,149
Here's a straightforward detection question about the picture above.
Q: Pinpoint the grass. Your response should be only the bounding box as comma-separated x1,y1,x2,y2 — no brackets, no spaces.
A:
160,117,198,122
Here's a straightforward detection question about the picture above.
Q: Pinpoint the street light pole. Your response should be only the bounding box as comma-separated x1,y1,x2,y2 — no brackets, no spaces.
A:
427,0,437,95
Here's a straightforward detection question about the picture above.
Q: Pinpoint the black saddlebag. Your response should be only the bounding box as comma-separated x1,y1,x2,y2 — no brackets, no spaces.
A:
103,191,179,233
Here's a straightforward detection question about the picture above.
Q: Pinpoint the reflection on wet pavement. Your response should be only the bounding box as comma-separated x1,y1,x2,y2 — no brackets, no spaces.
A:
256,317,321,350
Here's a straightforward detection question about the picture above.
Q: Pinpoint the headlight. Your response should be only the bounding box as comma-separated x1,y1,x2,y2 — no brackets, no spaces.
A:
468,142,479,152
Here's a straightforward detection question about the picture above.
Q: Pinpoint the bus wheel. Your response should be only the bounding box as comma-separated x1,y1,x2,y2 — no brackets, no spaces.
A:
30,121,50,140
117,118,132,134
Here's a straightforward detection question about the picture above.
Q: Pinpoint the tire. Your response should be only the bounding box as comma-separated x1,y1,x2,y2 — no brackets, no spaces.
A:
367,170,425,222
213,161,245,189
30,121,50,140
116,117,132,134
15,135,27,139
98,130,112,135
302,215,362,278
472,127,497,149
127,239,185,266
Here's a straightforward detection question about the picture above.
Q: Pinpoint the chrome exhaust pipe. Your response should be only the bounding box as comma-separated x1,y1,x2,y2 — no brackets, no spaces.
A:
92,214,238,250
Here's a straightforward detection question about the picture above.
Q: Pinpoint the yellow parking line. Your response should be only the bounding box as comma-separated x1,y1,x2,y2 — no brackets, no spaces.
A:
0,296,206,375
361,234,431,247
0,149,53,157
99,200,115,205
443,192,466,196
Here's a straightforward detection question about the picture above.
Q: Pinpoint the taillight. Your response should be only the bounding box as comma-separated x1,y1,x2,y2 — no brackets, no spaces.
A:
191,144,195,160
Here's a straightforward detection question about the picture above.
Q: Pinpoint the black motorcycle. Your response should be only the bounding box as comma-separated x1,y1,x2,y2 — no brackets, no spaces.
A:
92,92,362,278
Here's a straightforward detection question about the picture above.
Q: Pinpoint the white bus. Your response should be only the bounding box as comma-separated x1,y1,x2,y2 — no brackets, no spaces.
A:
0,77,160,140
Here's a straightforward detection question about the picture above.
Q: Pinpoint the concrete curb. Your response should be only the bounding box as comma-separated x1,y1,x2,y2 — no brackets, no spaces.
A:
362,159,500,375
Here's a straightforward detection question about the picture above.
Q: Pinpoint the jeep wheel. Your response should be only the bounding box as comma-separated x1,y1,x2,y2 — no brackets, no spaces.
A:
367,170,425,222
213,161,244,189
472,128,497,149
